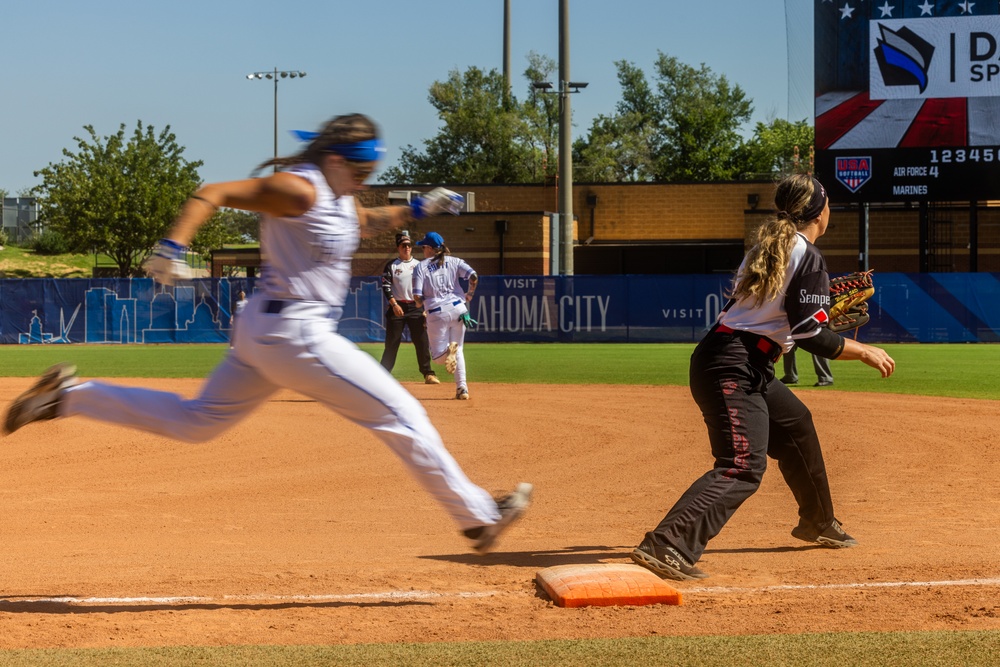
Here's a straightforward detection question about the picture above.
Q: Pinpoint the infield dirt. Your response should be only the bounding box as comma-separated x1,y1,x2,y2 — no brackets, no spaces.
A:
0,379,998,648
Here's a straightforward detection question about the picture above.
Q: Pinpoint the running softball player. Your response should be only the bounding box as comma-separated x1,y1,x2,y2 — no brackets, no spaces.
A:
412,232,477,400
3,113,531,555
631,174,894,581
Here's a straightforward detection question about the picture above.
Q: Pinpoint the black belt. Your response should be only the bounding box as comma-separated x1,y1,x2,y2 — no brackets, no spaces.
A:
265,300,286,314
427,299,462,314
712,323,783,362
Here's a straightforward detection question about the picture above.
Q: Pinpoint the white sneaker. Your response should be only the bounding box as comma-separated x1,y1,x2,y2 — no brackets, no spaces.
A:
444,342,459,374
4,363,78,435
456,387,470,400
464,483,533,554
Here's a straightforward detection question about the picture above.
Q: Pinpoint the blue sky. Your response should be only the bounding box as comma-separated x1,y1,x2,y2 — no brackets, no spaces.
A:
1,1,810,193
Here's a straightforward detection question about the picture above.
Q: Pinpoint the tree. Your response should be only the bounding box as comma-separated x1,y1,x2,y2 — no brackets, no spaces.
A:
575,53,755,182
380,67,535,184
652,53,754,181
574,61,659,182
31,122,202,276
521,51,559,182
189,208,259,258
739,118,815,178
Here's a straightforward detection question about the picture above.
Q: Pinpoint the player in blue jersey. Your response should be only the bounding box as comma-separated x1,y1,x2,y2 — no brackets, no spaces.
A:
412,232,478,400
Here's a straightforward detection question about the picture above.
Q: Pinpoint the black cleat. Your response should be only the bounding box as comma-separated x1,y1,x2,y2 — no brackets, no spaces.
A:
3,363,78,435
630,534,709,581
791,518,858,548
464,483,532,554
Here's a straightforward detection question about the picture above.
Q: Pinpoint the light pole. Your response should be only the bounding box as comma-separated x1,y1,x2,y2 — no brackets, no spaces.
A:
532,80,587,275
246,68,307,171
531,0,585,275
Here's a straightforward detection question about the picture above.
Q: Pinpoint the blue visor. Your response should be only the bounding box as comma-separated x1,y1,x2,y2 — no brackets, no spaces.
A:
290,130,386,162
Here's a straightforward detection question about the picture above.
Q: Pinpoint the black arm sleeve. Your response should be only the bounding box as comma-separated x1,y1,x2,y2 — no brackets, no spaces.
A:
796,327,846,359
380,260,395,302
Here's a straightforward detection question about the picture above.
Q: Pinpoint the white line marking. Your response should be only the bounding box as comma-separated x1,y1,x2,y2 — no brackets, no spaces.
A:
687,577,1000,594
0,590,499,606
5,578,1000,606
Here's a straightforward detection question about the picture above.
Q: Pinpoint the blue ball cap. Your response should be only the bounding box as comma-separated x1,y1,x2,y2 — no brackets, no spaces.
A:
415,231,445,248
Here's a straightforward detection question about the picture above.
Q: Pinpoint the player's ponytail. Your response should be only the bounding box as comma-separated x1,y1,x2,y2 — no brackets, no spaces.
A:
729,174,824,306
433,246,450,269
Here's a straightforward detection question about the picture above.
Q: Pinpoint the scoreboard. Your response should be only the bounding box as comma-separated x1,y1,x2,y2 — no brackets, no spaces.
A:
815,2,1000,202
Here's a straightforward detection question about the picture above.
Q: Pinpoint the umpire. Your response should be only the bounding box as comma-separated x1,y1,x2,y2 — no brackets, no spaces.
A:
380,231,439,384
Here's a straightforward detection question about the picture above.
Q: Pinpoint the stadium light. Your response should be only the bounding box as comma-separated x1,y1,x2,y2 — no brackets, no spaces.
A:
246,68,307,171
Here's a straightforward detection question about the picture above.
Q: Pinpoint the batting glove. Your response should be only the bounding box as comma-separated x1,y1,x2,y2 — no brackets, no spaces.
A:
143,239,192,286
410,187,464,219
459,313,477,329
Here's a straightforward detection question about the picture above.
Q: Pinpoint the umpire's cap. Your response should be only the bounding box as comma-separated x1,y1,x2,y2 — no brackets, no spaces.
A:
395,231,412,246
415,231,445,248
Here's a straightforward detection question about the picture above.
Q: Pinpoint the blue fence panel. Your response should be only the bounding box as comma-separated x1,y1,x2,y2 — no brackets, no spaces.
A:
1,274,998,345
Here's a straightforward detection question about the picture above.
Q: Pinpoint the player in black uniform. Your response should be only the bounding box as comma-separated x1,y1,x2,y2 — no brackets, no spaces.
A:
380,231,439,384
631,174,895,581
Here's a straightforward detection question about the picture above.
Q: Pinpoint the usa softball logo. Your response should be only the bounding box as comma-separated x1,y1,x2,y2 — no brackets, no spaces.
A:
874,23,935,94
835,156,872,193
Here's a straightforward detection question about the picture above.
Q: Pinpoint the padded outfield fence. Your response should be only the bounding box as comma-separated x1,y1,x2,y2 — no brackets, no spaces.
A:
1,273,998,346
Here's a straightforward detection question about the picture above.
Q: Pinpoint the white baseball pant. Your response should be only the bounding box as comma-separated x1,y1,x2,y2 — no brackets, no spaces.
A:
425,300,468,390
62,297,500,530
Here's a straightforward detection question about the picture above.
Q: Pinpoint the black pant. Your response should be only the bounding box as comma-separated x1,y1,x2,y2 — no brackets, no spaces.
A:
380,303,434,377
648,329,837,564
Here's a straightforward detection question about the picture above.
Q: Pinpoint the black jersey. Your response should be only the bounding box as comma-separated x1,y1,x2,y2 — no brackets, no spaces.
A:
718,233,831,354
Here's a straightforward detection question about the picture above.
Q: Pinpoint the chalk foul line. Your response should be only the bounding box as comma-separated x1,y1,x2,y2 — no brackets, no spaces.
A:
687,577,1000,594
0,590,498,606
3,577,1000,606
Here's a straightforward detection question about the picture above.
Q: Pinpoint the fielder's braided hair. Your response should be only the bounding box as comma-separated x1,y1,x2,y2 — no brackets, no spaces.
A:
432,245,450,269
729,174,822,307
253,113,378,176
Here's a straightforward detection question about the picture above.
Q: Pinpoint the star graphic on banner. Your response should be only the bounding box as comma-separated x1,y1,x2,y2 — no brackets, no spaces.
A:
840,2,855,19
878,2,895,17
918,0,934,15
960,1,975,13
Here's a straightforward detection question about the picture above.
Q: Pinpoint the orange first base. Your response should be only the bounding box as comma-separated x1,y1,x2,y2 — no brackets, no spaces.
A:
536,563,682,608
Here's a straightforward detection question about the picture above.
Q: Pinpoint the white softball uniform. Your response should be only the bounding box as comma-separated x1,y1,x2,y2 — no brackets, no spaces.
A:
62,163,500,530
412,256,475,392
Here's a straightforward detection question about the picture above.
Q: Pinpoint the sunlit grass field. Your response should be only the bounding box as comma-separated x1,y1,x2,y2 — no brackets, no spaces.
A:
0,342,995,400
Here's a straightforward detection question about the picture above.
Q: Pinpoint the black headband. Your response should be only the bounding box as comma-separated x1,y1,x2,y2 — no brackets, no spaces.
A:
799,177,828,222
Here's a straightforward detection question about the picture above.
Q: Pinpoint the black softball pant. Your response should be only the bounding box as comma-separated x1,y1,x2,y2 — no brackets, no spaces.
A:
380,303,434,376
648,330,837,564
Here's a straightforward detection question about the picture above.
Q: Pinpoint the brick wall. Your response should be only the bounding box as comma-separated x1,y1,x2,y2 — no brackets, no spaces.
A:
355,183,1000,276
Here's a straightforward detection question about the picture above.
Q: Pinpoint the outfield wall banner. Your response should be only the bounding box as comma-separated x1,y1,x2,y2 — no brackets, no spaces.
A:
815,1,1000,202
1,275,998,345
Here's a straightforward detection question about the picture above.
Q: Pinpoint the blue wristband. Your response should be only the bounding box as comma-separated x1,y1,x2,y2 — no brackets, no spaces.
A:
156,238,186,258
409,198,427,220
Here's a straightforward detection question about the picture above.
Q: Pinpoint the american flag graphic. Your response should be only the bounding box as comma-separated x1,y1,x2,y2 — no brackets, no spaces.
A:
816,0,1000,150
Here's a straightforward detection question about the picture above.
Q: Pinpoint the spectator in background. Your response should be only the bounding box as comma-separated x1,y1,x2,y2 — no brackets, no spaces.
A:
231,290,248,349
780,344,834,387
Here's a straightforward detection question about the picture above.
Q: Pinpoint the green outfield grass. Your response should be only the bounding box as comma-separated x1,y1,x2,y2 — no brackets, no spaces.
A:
0,342,996,400
0,341,997,665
